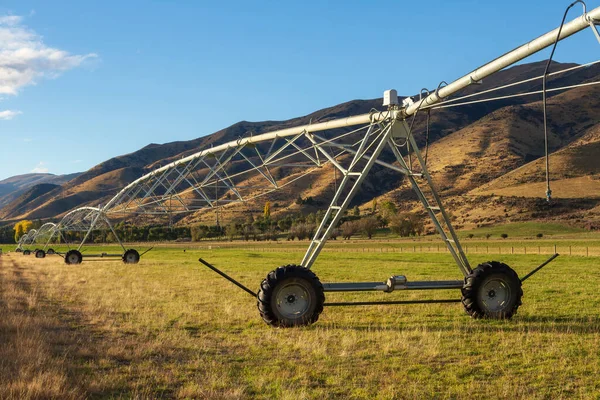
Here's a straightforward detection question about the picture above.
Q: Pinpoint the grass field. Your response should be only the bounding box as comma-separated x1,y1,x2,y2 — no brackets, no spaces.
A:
2,240,600,399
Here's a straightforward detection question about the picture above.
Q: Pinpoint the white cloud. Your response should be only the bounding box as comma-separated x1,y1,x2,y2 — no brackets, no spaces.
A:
0,14,97,96
0,109,21,119
31,161,48,173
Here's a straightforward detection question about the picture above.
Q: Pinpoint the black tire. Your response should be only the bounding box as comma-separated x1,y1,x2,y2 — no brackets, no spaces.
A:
23,249,31,255
122,249,140,264
257,265,325,327
15,248,22,253
47,248,56,255
35,249,46,259
461,261,522,319
64,250,83,265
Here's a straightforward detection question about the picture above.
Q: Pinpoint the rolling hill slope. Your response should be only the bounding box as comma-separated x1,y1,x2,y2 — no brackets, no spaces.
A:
2,60,600,229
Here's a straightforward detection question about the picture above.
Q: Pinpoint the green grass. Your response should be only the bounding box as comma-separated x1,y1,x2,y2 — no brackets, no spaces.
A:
460,221,588,239
4,243,600,398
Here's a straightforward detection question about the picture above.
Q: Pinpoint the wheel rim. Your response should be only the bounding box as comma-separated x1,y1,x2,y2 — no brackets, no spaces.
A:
275,282,311,319
479,278,511,312
126,253,137,263
68,254,79,264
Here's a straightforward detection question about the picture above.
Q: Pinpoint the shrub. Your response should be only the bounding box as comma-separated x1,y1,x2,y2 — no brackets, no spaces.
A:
501,233,508,239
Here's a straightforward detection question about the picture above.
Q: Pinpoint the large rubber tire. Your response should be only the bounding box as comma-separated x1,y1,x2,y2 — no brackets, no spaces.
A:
22,249,31,255
47,248,56,255
257,265,325,327
122,249,140,264
35,249,46,259
64,250,83,265
461,261,522,319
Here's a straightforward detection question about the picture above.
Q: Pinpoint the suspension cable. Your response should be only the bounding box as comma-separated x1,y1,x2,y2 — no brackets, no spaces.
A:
543,0,587,202
405,88,432,170
422,58,600,110
428,80,600,109
424,109,431,166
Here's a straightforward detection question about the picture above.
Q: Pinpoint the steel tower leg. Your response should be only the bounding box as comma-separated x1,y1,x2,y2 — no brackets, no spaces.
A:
301,120,394,269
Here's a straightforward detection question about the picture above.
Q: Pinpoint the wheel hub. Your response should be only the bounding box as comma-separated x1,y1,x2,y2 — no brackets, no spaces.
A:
480,278,510,312
275,282,310,319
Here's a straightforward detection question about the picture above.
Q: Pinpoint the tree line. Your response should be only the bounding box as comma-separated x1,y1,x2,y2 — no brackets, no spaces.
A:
1,199,427,244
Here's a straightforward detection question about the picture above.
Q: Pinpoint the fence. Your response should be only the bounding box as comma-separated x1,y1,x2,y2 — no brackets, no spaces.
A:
234,245,600,257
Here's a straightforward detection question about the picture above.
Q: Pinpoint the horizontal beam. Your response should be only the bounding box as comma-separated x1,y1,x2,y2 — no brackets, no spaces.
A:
322,280,463,292
324,299,461,306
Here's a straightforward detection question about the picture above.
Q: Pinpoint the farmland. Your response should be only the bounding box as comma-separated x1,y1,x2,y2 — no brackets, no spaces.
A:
2,234,600,399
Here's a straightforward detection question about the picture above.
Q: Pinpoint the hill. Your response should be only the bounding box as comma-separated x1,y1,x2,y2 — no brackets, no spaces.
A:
2,60,600,230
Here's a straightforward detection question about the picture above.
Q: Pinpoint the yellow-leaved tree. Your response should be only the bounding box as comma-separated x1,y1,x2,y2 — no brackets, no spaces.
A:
13,220,33,243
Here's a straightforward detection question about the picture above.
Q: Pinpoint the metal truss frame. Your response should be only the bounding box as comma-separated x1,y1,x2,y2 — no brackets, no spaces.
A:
49,207,125,253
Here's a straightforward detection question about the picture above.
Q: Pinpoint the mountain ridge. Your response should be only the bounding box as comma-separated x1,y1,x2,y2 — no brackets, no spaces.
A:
2,60,600,230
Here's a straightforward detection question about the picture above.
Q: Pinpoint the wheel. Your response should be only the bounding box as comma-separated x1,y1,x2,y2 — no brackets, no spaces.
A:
64,250,83,265
35,249,46,259
257,265,325,327
461,261,522,319
15,248,22,253
47,248,56,255
23,249,31,255
122,249,140,264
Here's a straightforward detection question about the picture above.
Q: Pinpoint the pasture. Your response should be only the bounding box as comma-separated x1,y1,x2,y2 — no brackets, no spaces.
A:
2,238,600,399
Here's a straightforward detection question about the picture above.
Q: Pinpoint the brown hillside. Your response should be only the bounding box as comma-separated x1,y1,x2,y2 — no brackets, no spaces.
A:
3,61,600,227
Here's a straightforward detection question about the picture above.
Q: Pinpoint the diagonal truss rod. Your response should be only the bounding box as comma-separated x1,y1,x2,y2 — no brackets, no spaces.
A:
387,130,471,275
301,121,393,269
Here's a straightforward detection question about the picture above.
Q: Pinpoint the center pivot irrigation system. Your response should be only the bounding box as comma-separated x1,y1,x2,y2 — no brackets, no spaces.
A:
18,207,145,264
18,2,600,326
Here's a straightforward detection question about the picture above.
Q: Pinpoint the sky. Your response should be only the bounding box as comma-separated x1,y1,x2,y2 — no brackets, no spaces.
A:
1,0,600,181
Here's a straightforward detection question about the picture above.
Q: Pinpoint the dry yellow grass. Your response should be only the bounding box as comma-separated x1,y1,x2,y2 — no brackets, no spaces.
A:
2,244,600,399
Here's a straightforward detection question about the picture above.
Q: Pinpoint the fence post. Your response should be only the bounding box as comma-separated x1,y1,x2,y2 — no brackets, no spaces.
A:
511,247,514,254
569,246,572,256
587,247,589,257
554,244,557,254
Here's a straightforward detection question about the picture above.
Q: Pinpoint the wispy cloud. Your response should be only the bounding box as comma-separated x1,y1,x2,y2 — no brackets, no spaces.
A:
0,14,98,96
31,161,48,173
0,109,21,120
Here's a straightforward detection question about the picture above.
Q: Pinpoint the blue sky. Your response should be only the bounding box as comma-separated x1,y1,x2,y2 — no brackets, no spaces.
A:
1,0,599,180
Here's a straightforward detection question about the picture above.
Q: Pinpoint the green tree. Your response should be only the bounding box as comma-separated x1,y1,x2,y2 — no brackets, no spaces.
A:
359,217,378,239
226,223,239,241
